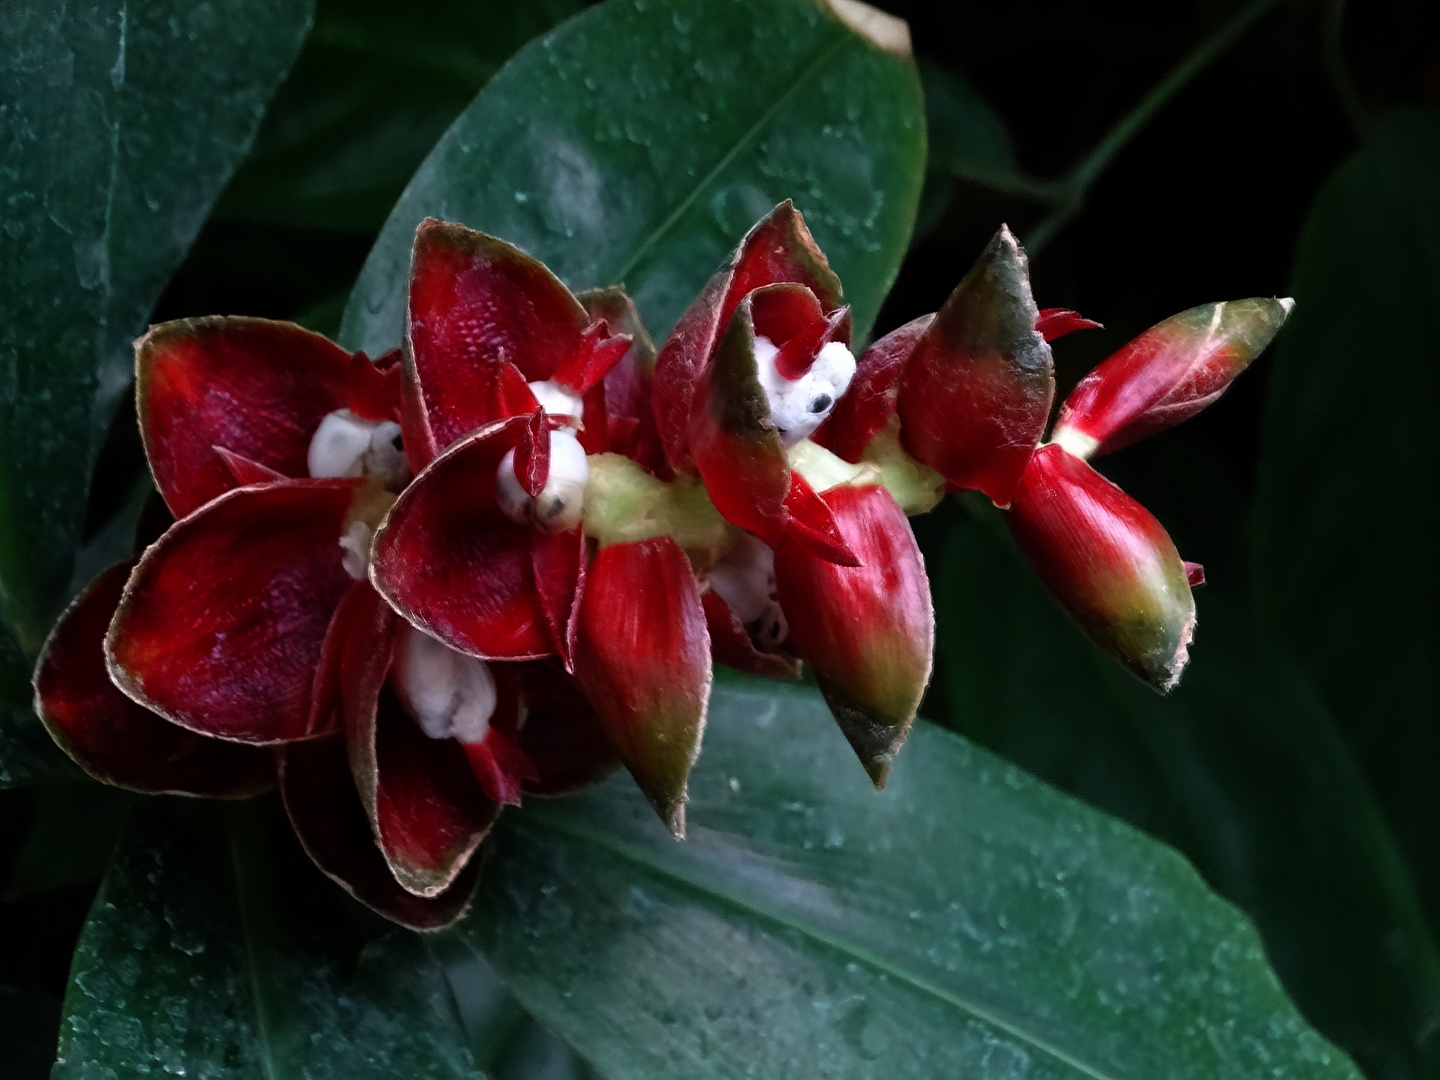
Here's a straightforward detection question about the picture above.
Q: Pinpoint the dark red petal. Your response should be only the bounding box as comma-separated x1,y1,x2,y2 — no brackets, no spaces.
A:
652,201,843,472
783,472,862,567
1007,445,1196,691
214,447,286,487
573,538,711,836
107,480,360,744
306,579,379,738
137,317,398,518
1053,298,1293,455
687,293,794,547
897,226,1052,506
280,735,480,930
406,219,590,454
515,660,622,796
583,287,668,477
33,563,273,797
774,485,932,788
750,285,825,369
771,306,851,382
812,314,933,463
1035,308,1103,342
514,409,550,497
553,320,632,394
461,725,537,808
341,591,501,897
370,419,554,661
530,526,584,669
700,590,802,680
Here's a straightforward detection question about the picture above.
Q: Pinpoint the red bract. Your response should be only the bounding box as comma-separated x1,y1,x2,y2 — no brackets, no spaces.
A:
1008,446,1197,690
404,218,629,467
33,561,273,797
773,483,933,786
1003,297,1292,688
813,220,1290,691
574,537,712,837
652,202,860,565
1051,298,1294,457
42,306,612,929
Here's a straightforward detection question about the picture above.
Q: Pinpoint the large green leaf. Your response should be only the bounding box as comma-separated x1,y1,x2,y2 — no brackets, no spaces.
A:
460,678,1358,1079
55,800,487,1079
0,0,314,653
1252,107,1440,937
216,0,580,232
932,490,1440,1080
341,0,926,356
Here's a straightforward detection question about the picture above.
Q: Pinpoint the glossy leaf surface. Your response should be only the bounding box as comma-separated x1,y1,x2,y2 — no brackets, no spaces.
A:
341,0,925,356
936,486,1440,1080
0,0,313,652
55,800,487,1079
1253,108,1440,942
216,0,581,231
463,678,1358,1079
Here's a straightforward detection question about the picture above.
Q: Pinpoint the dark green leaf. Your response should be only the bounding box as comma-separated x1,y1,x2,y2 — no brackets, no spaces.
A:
1253,108,1440,934
341,0,926,356
56,800,486,1079
5,783,132,896
217,0,580,232
462,678,1358,1079
0,0,314,652
933,492,1440,1080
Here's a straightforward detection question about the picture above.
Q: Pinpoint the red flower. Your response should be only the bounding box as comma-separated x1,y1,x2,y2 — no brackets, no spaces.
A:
815,228,1290,689
37,312,613,928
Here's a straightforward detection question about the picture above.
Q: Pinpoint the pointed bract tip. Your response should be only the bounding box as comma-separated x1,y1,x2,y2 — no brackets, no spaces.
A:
665,798,687,840
1278,296,1296,315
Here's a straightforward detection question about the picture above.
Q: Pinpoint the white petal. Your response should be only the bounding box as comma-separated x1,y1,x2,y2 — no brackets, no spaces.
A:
391,625,497,744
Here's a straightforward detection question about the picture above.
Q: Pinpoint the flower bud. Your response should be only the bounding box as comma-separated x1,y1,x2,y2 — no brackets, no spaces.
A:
1007,445,1196,691
573,537,712,837
1052,297,1293,457
774,483,933,787
897,225,1052,506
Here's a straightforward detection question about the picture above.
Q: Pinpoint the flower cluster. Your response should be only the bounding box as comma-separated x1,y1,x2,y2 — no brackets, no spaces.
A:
33,203,1289,928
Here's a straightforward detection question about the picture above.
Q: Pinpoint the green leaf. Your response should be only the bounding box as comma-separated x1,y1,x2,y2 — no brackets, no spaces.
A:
933,491,1440,1080
460,678,1358,1079
1253,108,1440,933
341,0,926,356
0,0,314,653
56,800,487,1079
5,783,132,896
217,0,580,231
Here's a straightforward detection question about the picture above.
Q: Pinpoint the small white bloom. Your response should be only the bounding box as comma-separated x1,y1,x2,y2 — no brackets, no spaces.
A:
496,427,590,533
391,624,497,745
527,378,585,422
307,409,408,488
706,532,788,646
753,336,856,446
338,520,374,580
